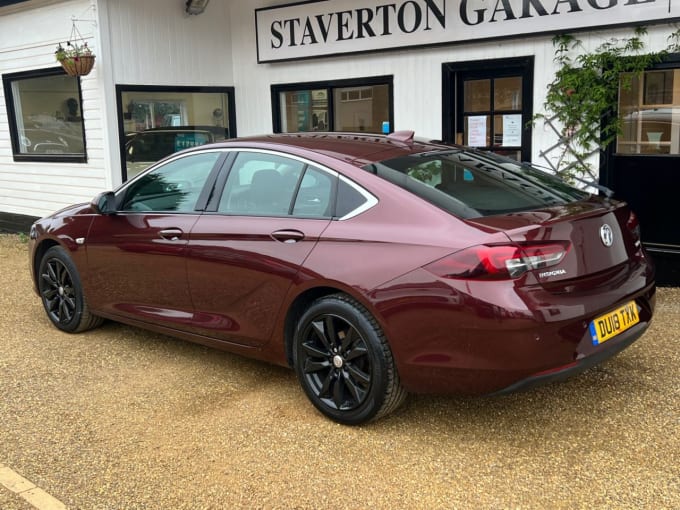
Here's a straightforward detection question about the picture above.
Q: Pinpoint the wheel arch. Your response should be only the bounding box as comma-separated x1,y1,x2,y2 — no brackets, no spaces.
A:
282,285,384,368
32,238,60,285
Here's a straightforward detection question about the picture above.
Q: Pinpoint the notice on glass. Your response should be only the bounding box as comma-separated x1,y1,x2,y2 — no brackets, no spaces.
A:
502,114,522,146
467,116,487,147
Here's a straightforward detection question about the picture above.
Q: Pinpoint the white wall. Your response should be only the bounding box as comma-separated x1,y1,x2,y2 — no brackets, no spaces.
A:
105,0,233,87
0,0,235,219
0,0,108,218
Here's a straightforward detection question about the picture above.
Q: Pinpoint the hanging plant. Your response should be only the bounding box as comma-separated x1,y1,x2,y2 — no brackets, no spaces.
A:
534,27,680,182
55,21,96,76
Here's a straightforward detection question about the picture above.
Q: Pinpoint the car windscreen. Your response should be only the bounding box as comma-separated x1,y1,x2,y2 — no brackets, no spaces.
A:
362,149,588,218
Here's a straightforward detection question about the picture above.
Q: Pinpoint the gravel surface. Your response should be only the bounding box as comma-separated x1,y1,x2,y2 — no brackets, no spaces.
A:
1,233,678,509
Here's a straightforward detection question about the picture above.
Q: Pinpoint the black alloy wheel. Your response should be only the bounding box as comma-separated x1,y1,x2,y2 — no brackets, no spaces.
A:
294,294,406,425
38,246,102,333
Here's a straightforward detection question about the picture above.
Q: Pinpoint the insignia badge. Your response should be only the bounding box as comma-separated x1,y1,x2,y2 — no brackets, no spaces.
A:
600,224,614,247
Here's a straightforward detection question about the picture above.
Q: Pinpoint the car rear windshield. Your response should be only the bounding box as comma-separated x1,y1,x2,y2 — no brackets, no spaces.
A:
362,149,588,218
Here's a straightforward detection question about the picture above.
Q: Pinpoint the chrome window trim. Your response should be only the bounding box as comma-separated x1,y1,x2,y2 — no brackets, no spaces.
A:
120,147,379,220
336,175,378,221
210,147,378,220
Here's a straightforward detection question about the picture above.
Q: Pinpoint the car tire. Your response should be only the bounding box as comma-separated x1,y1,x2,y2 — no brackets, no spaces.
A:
38,246,103,333
293,294,406,425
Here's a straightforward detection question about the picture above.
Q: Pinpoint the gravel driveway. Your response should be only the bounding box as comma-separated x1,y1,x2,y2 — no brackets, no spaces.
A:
1,234,678,509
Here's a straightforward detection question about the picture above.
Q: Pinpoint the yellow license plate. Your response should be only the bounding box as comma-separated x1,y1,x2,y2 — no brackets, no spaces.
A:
589,301,640,345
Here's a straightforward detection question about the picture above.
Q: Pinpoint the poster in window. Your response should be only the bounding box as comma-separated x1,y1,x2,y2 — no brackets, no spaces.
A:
467,116,487,147
502,114,522,146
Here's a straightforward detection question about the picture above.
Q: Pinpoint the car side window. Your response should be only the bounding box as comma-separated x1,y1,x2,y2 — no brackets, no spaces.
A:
335,178,369,218
217,152,337,218
292,167,334,218
120,152,220,212
218,152,305,216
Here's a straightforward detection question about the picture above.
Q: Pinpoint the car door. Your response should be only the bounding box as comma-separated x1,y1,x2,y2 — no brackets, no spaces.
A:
85,150,225,327
186,150,335,346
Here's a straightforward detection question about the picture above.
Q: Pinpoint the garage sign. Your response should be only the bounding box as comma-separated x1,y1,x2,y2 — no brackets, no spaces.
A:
255,0,679,63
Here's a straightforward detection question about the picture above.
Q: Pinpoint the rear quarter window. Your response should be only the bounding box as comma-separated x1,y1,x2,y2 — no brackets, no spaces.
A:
363,150,587,218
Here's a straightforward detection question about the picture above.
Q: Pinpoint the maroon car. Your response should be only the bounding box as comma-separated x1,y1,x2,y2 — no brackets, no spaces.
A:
29,131,655,424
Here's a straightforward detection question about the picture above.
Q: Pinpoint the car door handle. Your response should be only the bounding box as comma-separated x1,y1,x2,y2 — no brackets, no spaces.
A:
271,229,305,244
159,228,184,241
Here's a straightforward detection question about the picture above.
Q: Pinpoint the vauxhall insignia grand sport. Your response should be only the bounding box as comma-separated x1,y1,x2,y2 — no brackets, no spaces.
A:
29,131,655,424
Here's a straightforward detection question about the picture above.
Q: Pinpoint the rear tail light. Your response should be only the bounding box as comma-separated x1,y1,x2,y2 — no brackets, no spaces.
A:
424,242,570,280
626,211,641,247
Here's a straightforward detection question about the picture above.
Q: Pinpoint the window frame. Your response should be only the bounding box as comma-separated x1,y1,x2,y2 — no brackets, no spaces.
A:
206,148,378,220
2,66,87,163
116,84,237,181
615,63,680,156
271,76,394,134
115,149,228,214
442,57,534,162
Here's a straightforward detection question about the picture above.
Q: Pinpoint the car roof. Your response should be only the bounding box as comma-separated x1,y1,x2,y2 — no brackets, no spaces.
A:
208,131,450,167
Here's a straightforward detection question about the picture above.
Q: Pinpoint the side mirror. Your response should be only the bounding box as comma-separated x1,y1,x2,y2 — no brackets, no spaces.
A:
91,191,117,215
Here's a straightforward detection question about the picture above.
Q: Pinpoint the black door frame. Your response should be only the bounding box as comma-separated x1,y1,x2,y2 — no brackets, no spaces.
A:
600,52,680,190
442,56,534,162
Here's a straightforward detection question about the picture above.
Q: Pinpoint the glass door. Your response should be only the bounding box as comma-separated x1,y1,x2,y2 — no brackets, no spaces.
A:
443,57,533,162
604,62,680,285
462,76,523,160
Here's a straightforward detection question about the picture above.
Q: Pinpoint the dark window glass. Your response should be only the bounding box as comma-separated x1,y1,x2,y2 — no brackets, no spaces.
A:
2,68,85,161
335,179,368,218
121,152,220,212
363,150,587,218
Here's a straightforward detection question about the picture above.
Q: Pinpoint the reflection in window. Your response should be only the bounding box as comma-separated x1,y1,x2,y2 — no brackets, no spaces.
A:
274,78,392,134
279,89,328,132
617,69,680,155
292,167,334,217
334,84,389,132
2,69,85,160
219,152,305,216
464,79,491,112
121,152,220,212
119,87,235,179
218,152,335,218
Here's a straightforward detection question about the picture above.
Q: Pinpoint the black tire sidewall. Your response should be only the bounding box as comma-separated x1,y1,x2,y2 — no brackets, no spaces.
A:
293,296,390,425
38,246,86,333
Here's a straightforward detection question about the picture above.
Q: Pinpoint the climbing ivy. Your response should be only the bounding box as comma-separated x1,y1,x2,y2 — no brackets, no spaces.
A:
535,27,680,181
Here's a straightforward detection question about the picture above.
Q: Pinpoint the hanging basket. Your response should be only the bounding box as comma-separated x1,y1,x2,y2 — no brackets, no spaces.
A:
60,55,95,76
55,19,96,77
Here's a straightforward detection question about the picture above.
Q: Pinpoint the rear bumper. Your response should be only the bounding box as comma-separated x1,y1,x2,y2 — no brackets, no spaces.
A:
490,319,649,395
372,261,655,395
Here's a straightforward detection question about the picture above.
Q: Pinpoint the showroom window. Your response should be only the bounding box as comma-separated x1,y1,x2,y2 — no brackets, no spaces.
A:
272,76,393,134
2,67,86,163
116,85,236,180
